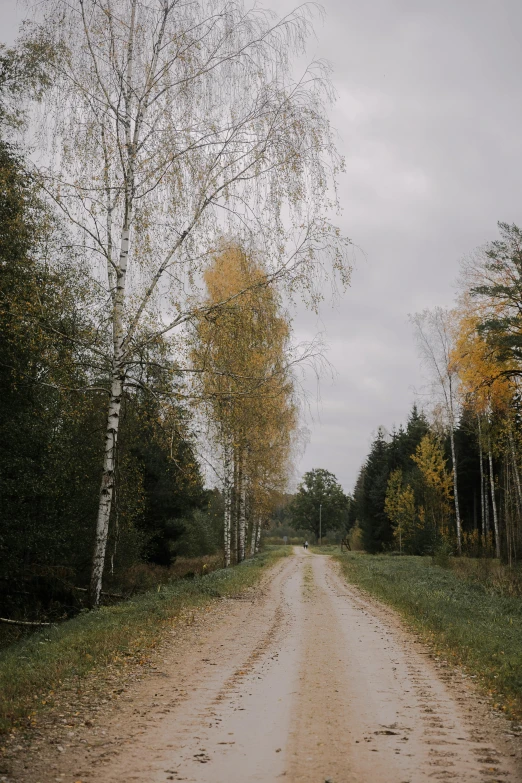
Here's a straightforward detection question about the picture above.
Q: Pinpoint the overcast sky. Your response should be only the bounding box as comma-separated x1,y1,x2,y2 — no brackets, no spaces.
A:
3,0,522,493
283,0,522,492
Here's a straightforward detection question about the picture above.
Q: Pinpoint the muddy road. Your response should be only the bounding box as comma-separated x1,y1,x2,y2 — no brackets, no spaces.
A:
18,549,522,782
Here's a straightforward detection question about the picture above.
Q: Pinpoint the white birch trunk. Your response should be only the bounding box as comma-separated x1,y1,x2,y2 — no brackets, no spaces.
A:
255,520,262,553
488,444,501,559
89,4,137,607
250,516,258,557
449,427,462,555
508,423,522,515
223,439,232,568
232,452,239,563
477,416,485,538
238,461,246,563
90,367,123,606
90,217,131,605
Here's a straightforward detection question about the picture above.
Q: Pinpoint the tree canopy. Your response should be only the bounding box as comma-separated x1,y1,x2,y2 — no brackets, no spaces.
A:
0,1,351,623
291,469,350,538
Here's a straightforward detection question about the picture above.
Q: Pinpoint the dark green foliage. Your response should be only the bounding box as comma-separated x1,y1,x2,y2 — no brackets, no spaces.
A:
358,428,391,552
270,493,295,527
352,405,430,553
119,392,207,567
452,406,481,533
291,468,350,539
472,222,522,372
175,509,221,558
0,139,100,621
351,399,518,557
0,140,213,627
394,404,430,467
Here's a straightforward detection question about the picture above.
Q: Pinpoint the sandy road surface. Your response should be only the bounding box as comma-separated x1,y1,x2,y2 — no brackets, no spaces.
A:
17,549,522,783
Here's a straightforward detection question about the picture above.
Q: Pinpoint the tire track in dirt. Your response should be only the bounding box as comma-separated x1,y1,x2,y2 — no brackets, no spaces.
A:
7,550,522,783
4,554,297,783
288,554,521,783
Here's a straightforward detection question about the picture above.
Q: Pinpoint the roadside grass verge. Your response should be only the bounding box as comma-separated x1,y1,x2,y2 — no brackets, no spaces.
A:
329,551,522,721
0,546,290,734
449,557,522,598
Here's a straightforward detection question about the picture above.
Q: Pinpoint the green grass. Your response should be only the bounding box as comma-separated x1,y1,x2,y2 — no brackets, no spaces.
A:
333,552,522,720
449,556,522,598
0,546,290,734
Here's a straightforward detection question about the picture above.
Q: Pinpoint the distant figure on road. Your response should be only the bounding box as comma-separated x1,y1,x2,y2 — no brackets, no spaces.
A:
304,541,308,550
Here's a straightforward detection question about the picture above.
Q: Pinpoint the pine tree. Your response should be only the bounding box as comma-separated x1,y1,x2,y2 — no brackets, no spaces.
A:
359,428,393,553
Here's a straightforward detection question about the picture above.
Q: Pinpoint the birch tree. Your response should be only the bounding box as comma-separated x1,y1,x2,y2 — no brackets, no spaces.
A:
30,0,350,604
191,243,298,565
244,372,298,557
411,308,463,553
451,304,516,558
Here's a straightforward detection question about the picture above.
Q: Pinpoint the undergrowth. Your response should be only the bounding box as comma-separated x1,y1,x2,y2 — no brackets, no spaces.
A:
0,554,226,651
0,546,290,734
333,552,522,721
449,557,522,598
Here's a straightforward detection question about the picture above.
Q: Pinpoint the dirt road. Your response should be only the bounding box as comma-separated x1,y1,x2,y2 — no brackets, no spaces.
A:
18,549,522,782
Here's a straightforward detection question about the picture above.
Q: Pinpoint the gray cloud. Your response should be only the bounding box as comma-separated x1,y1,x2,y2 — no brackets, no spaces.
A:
284,0,522,491
3,0,522,492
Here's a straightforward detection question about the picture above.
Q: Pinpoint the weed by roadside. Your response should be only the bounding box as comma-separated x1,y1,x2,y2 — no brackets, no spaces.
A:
448,557,522,598
0,546,290,734
336,552,522,721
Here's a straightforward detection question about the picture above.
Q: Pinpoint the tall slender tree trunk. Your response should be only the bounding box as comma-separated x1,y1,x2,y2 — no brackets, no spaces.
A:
90,368,123,607
505,454,513,567
90,221,130,607
478,415,485,538
233,449,240,563
250,516,257,557
488,443,501,559
238,458,246,563
485,472,490,536
223,439,232,568
508,422,522,515
255,519,262,553
449,427,462,555
89,3,137,608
